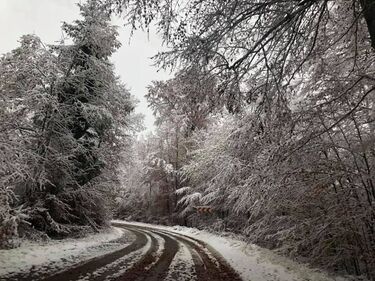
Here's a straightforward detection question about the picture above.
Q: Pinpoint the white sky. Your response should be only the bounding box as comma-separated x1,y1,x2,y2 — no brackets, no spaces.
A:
0,0,171,132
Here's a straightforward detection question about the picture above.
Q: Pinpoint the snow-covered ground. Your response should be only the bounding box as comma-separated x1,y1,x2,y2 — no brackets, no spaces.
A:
0,226,133,278
113,220,356,281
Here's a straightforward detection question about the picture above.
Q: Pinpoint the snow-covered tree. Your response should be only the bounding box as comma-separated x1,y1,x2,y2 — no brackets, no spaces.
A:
0,34,59,247
0,0,135,244
107,0,375,113
97,0,375,278
147,67,217,134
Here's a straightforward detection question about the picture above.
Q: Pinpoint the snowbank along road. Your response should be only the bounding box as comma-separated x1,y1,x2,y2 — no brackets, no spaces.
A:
6,222,243,281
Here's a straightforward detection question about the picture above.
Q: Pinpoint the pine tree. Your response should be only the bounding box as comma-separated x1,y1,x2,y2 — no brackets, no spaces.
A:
0,0,134,240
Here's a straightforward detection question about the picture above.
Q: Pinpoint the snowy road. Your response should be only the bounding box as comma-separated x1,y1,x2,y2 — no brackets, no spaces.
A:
2,222,353,281
6,223,242,281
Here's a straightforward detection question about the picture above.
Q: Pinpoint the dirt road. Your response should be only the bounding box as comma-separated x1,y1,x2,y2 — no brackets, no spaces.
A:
6,223,243,281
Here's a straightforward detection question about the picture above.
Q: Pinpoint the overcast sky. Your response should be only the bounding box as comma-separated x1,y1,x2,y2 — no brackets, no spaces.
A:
0,0,171,132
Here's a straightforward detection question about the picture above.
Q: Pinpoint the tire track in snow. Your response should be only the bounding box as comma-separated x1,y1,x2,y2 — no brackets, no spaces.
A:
8,223,242,281
77,229,154,281
164,237,197,281
40,228,149,281
116,223,243,281
113,225,178,281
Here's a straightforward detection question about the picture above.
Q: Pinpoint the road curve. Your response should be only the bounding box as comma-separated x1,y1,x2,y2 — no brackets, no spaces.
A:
6,223,243,281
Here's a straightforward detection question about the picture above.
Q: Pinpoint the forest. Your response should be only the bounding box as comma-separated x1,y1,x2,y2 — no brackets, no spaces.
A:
0,0,374,280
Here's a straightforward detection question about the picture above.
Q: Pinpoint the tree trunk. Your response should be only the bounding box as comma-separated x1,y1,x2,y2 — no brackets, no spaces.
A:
360,0,375,49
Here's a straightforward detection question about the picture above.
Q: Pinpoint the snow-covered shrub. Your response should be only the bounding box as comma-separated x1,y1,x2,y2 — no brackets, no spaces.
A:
0,189,30,248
